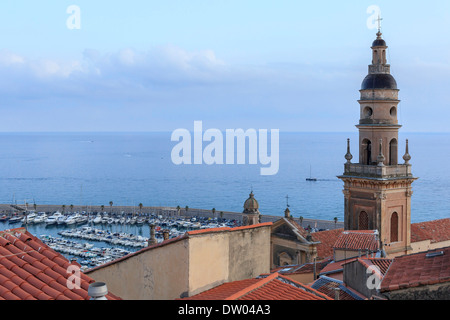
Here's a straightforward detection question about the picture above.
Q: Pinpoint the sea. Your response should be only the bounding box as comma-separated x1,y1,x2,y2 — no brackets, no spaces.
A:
0,131,449,227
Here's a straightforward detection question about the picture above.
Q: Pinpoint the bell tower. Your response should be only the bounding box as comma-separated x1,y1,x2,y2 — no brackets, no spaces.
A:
338,29,417,257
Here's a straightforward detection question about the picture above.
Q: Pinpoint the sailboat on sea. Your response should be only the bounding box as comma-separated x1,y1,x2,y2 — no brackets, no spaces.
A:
306,165,317,181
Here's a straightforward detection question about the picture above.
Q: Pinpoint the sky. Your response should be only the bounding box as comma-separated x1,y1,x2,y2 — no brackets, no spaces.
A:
0,1,449,132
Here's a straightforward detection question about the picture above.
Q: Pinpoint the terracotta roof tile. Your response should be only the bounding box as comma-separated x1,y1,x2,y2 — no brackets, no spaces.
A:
182,272,331,300
333,230,379,251
0,228,121,300
310,228,343,260
411,218,450,244
380,246,450,293
357,258,392,276
0,285,20,300
319,257,359,276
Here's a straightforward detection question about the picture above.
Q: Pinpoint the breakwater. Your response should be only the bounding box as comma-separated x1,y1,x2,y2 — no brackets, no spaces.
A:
0,203,344,231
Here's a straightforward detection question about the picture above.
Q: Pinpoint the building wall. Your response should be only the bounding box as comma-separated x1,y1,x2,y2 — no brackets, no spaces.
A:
410,240,450,255
343,260,378,299
334,249,371,262
87,224,272,300
87,238,190,300
272,242,299,267
188,232,230,297
381,189,411,257
228,226,271,281
283,273,315,285
188,225,271,297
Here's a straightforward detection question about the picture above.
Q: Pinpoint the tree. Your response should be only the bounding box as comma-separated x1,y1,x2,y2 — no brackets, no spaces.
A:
220,211,224,222
101,205,105,213
212,208,216,219
139,203,143,215
33,203,37,212
299,216,304,227
70,204,74,213
62,205,66,214
185,206,189,215
109,201,113,215
334,217,338,229
176,205,181,217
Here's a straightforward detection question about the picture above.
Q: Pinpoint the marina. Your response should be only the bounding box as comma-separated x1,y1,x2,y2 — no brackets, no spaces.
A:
0,209,242,272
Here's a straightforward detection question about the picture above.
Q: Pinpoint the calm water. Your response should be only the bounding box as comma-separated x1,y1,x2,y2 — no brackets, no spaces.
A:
0,132,449,224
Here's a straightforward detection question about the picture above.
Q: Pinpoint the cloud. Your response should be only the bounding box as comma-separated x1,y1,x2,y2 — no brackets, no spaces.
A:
4,44,447,132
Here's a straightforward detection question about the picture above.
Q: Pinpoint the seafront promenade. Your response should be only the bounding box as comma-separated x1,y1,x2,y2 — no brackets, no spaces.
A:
0,203,344,231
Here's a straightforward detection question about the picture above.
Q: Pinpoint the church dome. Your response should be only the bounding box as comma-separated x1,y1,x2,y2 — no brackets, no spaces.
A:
243,191,259,214
372,38,386,47
361,73,397,90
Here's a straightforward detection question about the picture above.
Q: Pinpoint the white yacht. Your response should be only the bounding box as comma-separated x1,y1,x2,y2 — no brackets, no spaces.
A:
46,211,63,225
33,213,47,224
57,215,67,225
65,215,77,225
76,215,88,224
93,214,102,224
21,212,37,224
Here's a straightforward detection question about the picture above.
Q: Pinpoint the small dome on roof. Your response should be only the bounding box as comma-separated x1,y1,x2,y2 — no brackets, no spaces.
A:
243,191,259,214
372,31,387,47
372,38,386,47
361,73,397,90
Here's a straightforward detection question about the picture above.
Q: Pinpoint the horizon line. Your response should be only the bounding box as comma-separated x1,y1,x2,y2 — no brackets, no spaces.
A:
0,131,448,134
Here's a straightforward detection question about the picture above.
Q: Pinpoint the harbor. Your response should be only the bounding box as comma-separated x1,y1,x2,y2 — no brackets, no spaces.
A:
0,203,343,271
0,206,244,271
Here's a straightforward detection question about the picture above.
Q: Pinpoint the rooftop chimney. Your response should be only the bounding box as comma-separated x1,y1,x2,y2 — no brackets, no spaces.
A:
148,224,157,246
88,282,108,300
334,287,340,301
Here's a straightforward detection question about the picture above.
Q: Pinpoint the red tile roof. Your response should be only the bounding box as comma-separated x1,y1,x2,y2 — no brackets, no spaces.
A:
411,218,450,244
271,258,332,276
182,272,331,300
380,246,450,293
357,258,392,277
319,257,359,276
0,228,120,300
310,228,343,260
333,230,379,252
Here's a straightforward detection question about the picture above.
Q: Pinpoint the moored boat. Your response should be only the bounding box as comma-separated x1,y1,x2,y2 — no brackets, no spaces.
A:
46,211,63,225
8,216,22,224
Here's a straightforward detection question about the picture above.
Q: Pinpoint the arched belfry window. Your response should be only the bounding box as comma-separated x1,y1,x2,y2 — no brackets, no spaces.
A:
389,139,398,165
359,211,369,230
390,212,399,242
362,139,372,165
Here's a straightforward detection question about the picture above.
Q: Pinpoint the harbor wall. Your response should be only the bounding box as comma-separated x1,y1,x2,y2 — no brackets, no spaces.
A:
0,203,344,231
